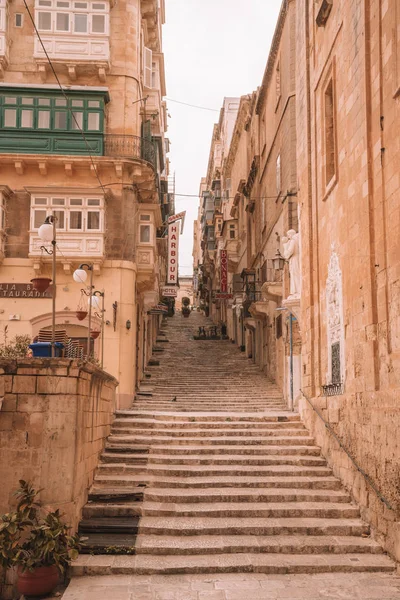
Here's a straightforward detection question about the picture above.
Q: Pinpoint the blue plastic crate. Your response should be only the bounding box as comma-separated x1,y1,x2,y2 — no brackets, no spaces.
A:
29,342,64,358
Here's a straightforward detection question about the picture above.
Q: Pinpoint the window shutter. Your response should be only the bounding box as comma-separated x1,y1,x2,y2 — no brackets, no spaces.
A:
143,47,153,88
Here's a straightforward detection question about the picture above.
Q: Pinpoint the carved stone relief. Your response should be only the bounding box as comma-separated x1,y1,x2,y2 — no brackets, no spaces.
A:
326,250,345,385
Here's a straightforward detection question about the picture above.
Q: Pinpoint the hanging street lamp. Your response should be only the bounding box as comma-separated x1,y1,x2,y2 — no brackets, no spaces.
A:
36,215,57,357
72,263,94,358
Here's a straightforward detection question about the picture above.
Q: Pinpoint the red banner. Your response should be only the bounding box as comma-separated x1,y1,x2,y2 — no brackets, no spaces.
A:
220,250,228,293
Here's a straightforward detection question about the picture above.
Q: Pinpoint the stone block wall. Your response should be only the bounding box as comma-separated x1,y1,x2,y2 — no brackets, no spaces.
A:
0,358,118,528
299,392,400,561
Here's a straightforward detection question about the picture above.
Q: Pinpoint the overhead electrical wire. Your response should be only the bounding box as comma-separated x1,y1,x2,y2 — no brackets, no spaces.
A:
165,97,220,112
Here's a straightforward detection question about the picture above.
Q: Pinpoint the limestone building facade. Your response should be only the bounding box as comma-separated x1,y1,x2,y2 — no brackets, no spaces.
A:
0,0,171,406
195,0,400,558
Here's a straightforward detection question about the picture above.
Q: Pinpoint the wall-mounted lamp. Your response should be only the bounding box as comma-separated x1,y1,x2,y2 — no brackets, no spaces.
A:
272,249,286,271
126,320,131,330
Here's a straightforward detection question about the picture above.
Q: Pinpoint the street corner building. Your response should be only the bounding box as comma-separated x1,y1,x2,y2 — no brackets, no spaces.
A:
194,0,400,561
0,0,173,406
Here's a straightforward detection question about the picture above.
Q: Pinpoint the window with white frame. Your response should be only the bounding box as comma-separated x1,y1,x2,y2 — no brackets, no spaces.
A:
229,223,237,240
139,224,151,243
35,0,109,34
143,46,153,88
0,0,7,38
30,194,104,233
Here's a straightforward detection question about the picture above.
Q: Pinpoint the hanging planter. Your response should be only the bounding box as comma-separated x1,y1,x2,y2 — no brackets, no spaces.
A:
90,330,100,339
76,310,88,321
30,278,52,293
76,290,88,321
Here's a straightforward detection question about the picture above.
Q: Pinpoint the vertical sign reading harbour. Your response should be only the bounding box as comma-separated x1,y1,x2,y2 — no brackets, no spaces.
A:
166,212,186,286
167,222,179,284
220,249,228,293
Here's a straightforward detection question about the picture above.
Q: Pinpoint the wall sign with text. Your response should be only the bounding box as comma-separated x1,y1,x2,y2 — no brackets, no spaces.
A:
0,284,53,298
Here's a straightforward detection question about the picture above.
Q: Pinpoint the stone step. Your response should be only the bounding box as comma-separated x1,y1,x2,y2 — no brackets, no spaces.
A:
88,487,144,503
143,488,351,503
99,455,326,468
82,502,143,519
107,435,316,446
147,445,322,456
96,464,333,479
79,517,139,534
141,501,360,519
144,454,326,466
138,516,369,537
78,532,138,554
70,552,395,576
112,419,305,429
100,454,148,465
114,412,300,422
135,534,382,556
142,476,343,490
110,427,308,437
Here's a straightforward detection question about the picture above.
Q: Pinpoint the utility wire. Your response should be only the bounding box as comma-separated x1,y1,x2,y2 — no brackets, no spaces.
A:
165,97,219,112
23,0,107,195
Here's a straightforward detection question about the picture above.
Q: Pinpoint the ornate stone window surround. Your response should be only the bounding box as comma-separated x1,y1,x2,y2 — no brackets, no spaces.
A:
0,0,9,77
27,188,106,259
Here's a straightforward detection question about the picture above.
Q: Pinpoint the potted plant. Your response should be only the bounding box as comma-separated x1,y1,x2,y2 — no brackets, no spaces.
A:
0,480,80,597
30,278,52,293
181,296,191,318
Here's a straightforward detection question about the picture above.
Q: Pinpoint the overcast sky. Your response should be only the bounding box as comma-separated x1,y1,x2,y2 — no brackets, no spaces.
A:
162,0,282,276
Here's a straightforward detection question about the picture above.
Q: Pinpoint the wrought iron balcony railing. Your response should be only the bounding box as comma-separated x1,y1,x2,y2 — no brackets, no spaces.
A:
103,135,156,166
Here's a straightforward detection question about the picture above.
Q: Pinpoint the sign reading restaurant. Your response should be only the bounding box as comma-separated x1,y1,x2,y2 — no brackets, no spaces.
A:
0,283,53,298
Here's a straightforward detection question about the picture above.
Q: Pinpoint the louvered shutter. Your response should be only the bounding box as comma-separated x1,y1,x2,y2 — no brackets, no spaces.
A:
143,47,153,88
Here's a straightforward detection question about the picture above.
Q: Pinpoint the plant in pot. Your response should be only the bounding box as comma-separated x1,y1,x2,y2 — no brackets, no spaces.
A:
0,480,80,598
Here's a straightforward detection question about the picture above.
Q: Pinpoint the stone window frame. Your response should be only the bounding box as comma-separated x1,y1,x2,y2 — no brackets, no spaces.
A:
228,223,237,240
321,61,338,200
35,0,109,35
316,0,333,27
30,193,105,234
15,12,23,27
138,213,153,245
0,0,7,35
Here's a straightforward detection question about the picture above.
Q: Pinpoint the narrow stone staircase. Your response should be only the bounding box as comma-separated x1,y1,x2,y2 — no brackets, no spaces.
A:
73,314,394,575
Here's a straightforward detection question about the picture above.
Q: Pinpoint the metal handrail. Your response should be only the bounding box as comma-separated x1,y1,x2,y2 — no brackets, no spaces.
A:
103,135,156,166
300,388,394,512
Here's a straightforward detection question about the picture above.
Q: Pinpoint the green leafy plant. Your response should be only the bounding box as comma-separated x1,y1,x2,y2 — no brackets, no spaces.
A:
0,326,31,359
0,480,80,573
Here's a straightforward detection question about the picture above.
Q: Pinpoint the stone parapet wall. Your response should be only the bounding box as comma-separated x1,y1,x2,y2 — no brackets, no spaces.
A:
0,358,118,530
299,393,400,562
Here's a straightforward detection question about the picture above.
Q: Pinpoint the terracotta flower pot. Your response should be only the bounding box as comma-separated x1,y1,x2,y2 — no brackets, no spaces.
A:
76,310,88,321
30,278,52,293
90,330,100,339
17,565,59,597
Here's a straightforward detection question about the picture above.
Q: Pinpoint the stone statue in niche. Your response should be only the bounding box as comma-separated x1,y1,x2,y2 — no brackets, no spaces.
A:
281,229,300,297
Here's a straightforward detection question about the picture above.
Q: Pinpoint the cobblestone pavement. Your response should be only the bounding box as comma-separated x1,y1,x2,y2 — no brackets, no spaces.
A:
63,572,400,600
